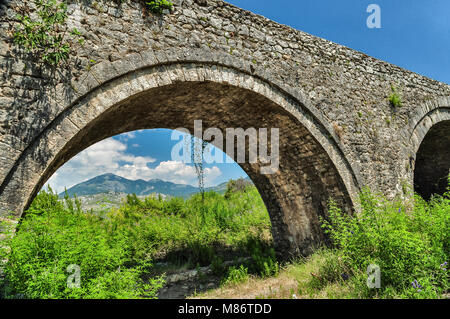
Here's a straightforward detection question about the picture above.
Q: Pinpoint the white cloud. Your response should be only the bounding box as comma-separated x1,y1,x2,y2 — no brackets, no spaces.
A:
45,136,222,193
115,160,222,187
121,131,136,140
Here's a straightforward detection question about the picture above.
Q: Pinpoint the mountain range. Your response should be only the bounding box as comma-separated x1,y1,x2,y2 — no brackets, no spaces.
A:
59,173,230,198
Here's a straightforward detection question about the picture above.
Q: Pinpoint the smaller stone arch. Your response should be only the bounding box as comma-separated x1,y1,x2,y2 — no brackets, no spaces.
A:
405,96,450,199
406,96,450,154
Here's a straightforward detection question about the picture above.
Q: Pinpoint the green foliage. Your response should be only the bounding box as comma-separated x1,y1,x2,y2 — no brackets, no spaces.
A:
222,265,249,285
305,249,351,291
146,0,173,14
121,188,271,267
13,0,84,66
1,184,271,298
319,183,450,298
211,255,226,276
388,85,402,108
224,178,253,200
245,238,279,278
0,188,164,299
85,266,164,299
220,238,279,286
4,175,448,299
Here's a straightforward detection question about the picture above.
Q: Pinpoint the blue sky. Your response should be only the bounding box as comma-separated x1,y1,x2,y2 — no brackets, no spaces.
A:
46,129,244,192
45,1,449,192
227,0,450,84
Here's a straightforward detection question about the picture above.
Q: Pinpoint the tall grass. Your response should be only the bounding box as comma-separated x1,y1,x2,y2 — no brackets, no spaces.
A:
318,185,449,298
0,184,272,298
1,179,448,299
196,182,449,300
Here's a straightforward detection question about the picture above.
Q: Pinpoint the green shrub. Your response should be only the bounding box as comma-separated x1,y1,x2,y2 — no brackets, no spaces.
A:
245,237,279,278
388,85,402,108
1,185,273,298
84,266,164,299
14,0,84,66
146,0,173,14
320,184,449,298
224,178,253,199
211,255,226,276
163,197,185,216
222,265,249,285
1,188,164,299
305,249,353,291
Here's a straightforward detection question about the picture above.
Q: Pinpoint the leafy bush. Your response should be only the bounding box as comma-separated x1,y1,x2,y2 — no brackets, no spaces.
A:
85,266,164,299
163,197,185,216
388,85,402,108
0,188,164,299
146,0,173,14
0,184,273,298
211,255,226,276
320,184,449,298
14,0,84,66
245,237,279,278
222,265,249,285
224,178,253,199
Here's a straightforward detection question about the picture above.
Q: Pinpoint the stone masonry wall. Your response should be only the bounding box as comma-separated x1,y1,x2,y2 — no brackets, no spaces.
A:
0,0,449,255
1,0,448,193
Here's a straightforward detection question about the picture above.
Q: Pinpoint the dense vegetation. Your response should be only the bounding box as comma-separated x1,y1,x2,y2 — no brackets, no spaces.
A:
198,182,449,300
0,179,448,299
0,181,275,299
313,185,449,298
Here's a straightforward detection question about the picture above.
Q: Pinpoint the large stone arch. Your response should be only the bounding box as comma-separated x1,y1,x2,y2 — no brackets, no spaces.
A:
404,97,450,199
0,51,361,257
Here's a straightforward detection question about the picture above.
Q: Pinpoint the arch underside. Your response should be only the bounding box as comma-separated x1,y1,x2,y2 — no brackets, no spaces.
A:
0,65,357,257
414,120,450,200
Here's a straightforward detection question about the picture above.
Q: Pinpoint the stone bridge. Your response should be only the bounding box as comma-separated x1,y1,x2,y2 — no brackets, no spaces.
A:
0,0,449,257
